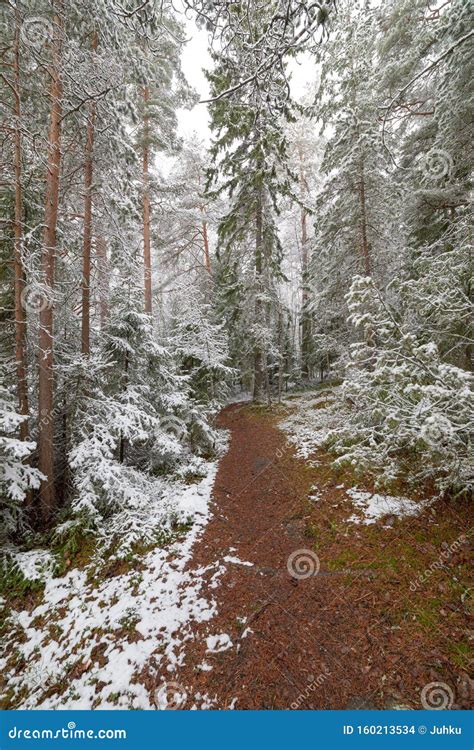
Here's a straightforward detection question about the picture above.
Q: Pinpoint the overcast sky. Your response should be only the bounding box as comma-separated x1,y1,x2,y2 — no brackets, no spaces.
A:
176,17,318,145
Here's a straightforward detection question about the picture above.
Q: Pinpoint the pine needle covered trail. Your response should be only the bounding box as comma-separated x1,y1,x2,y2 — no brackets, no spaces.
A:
156,397,471,710
2,391,470,710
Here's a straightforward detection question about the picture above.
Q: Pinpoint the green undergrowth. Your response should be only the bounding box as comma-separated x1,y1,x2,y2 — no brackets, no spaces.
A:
0,513,195,610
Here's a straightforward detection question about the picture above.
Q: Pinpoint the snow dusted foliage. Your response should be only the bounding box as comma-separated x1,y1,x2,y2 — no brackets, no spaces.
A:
330,276,473,495
66,294,225,555
170,284,234,408
0,381,43,540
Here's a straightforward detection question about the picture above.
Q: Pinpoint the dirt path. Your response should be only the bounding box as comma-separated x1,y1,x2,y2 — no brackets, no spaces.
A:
158,401,379,709
145,401,471,710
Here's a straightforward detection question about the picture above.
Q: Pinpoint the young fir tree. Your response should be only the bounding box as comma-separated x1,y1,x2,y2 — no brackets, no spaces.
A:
205,2,298,401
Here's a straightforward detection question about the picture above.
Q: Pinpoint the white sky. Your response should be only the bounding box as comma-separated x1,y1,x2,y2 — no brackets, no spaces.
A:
176,18,318,145
177,21,212,143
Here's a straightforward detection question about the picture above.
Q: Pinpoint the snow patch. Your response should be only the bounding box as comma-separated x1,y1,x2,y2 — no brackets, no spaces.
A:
223,555,254,566
206,633,233,653
279,388,340,459
345,488,427,525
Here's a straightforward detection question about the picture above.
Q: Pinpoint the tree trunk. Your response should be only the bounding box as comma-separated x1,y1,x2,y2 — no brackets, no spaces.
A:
143,86,152,316
12,6,29,440
119,350,129,463
358,158,371,275
299,146,311,379
252,188,265,402
202,217,211,273
81,31,97,356
300,205,311,378
38,2,63,522
96,235,109,329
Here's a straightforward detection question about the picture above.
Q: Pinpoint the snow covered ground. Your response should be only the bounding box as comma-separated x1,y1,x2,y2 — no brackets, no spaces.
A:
345,488,430,525
279,388,430,526
279,388,341,460
0,440,249,710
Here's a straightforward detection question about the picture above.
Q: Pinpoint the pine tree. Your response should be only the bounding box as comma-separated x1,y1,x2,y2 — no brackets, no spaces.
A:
206,2,297,400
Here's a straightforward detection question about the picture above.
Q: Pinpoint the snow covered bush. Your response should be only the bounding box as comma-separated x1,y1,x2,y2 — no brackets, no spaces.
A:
329,276,473,495
65,297,225,554
0,381,43,542
170,286,234,408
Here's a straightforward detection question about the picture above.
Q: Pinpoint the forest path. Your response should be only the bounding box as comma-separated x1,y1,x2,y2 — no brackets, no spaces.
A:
156,401,389,709
149,399,471,710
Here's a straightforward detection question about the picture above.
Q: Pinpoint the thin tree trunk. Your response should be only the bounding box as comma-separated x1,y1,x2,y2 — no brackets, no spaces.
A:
277,308,284,403
12,6,29,440
299,145,311,379
96,235,109,329
358,158,371,275
253,188,265,402
119,350,129,463
300,204,311,378
202,217,211,273
143,85,152,315
81,31,97,356
197,173,211,274
38,2,63,522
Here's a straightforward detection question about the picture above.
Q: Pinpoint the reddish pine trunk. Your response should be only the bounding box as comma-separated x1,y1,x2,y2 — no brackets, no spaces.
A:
143,86,152,315
198,173,211,274
13,6,29,439
38,3,63,522
81,31,98,356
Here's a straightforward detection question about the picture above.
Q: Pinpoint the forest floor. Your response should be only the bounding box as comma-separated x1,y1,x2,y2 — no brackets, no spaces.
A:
144,396,472,710
1,389,472,710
